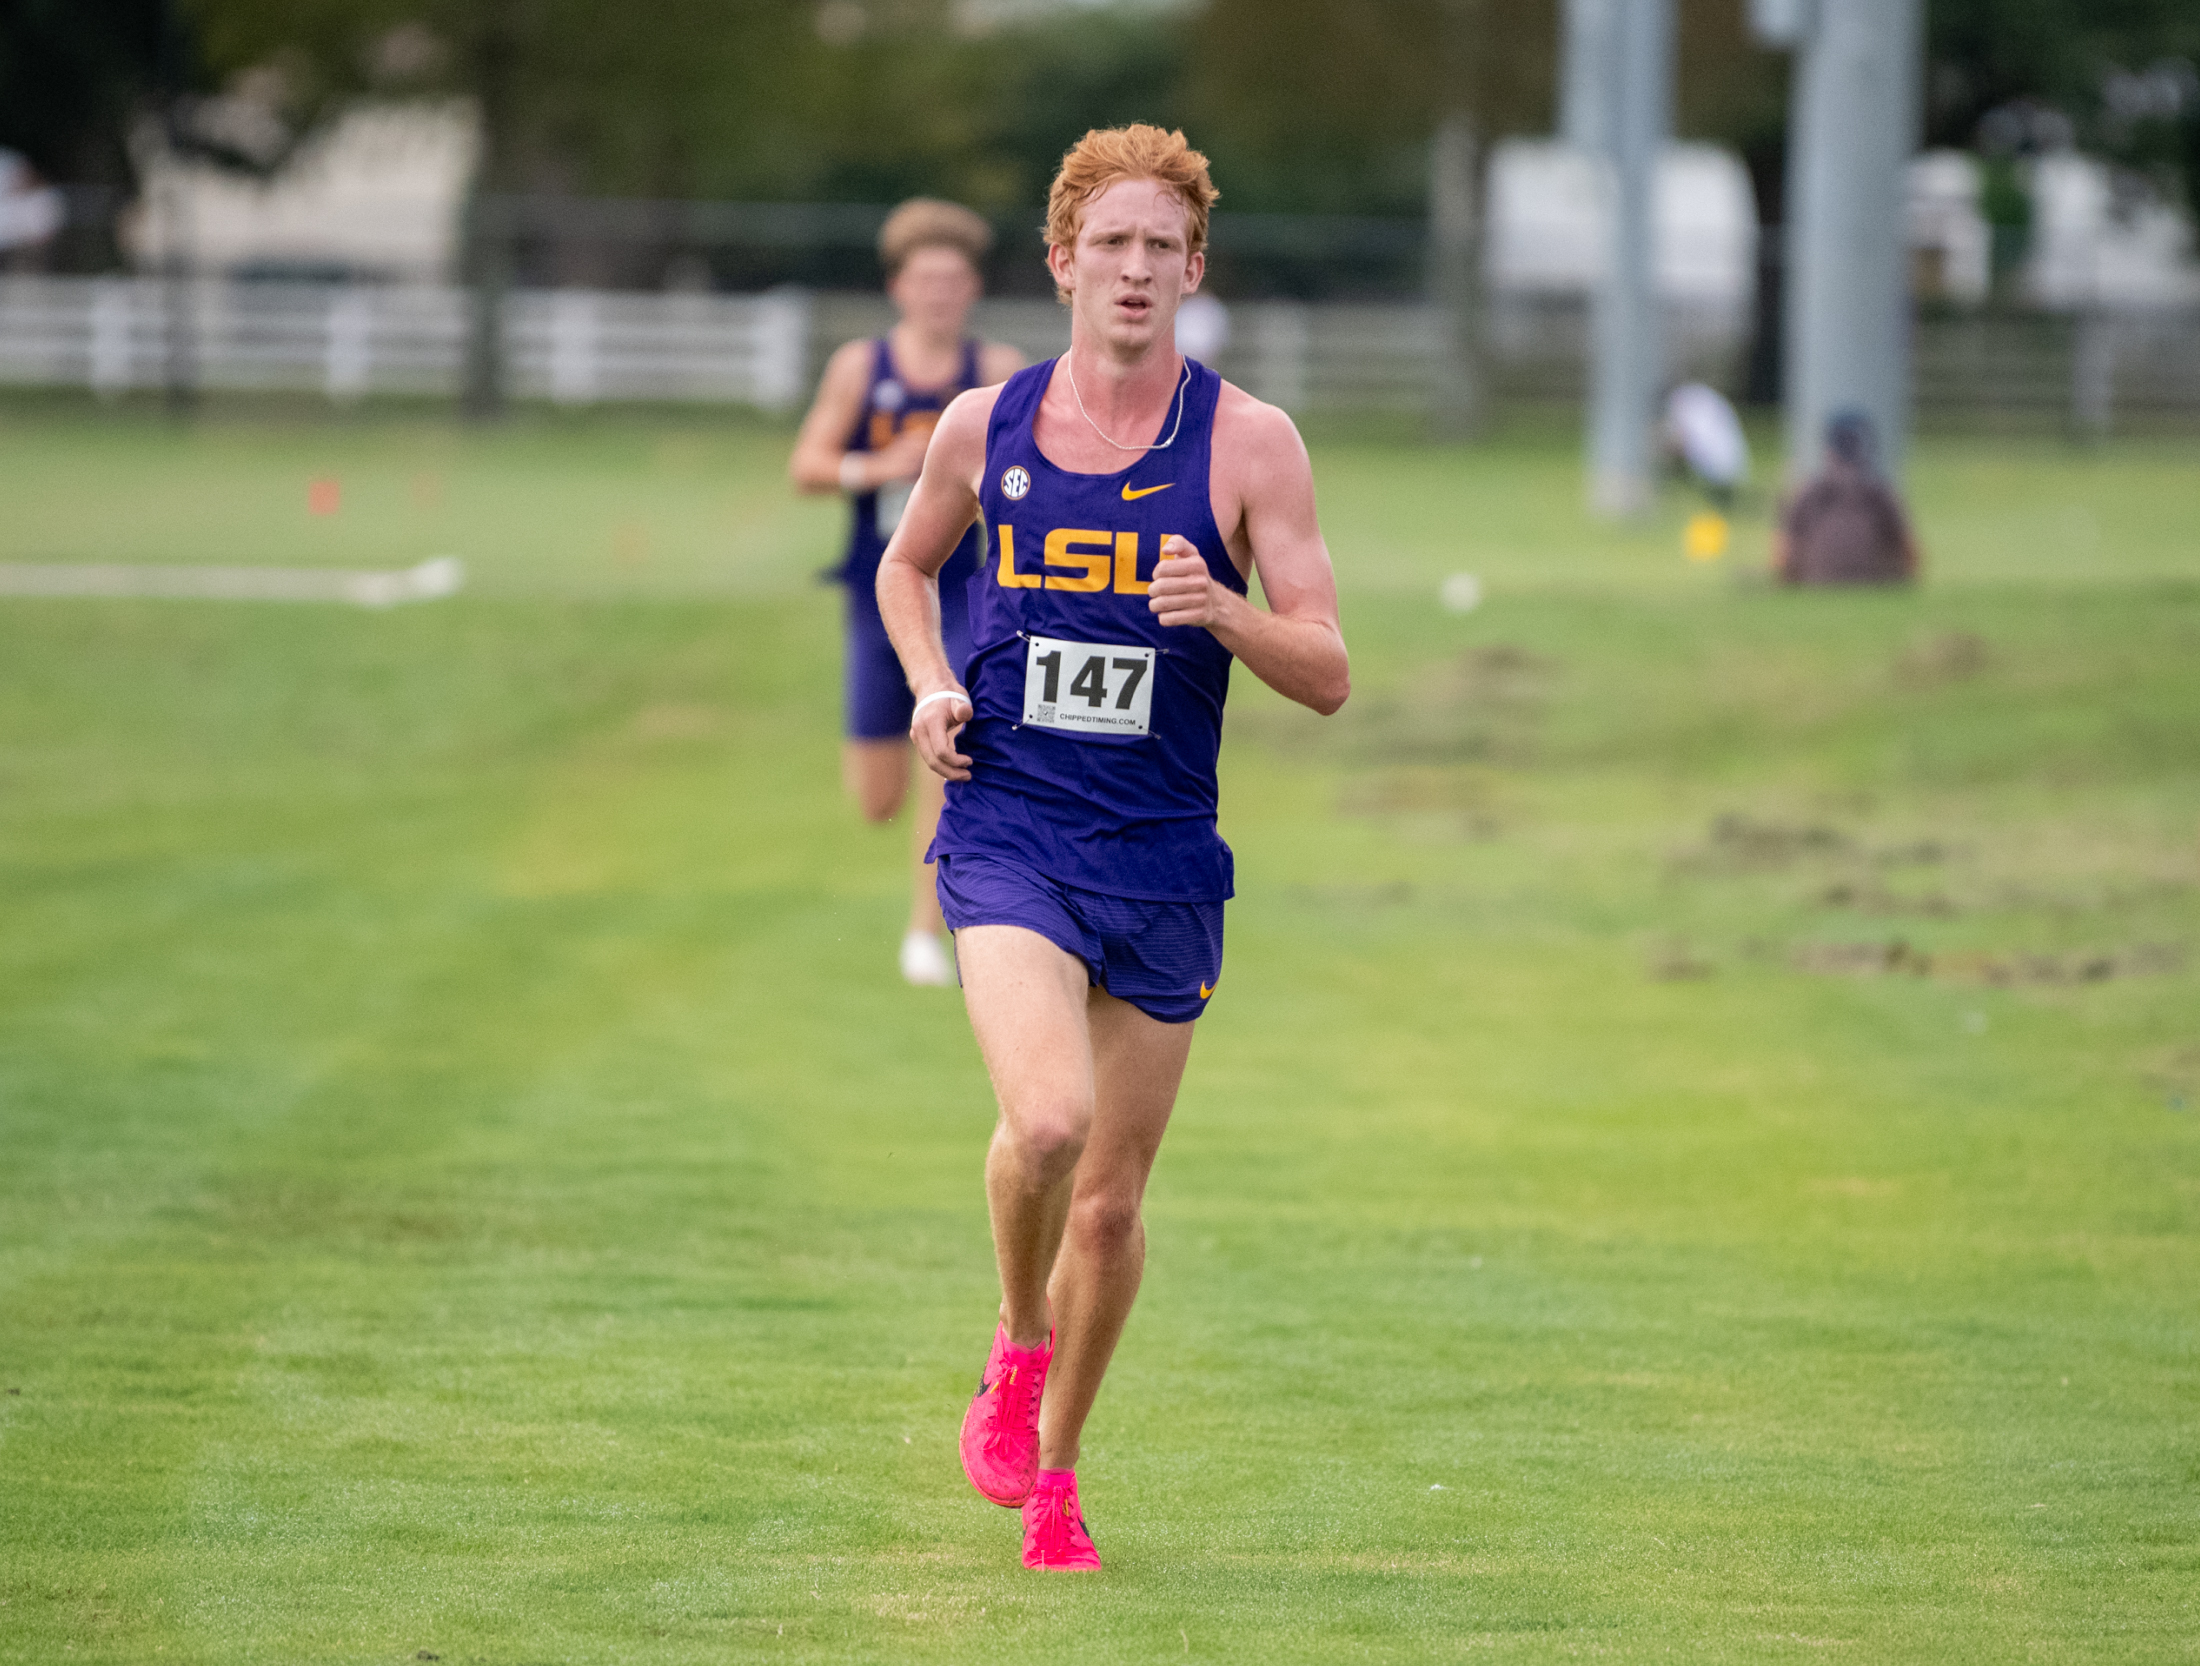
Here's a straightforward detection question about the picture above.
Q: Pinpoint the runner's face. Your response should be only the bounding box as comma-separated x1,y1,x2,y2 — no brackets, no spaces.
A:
1051,178,1204,358
888,246,981,337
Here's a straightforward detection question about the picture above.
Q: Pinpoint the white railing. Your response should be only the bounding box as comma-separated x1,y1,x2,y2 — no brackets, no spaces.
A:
0,277,813,410
2,275,2195,426
0,277,1763,416
834,293,1754,411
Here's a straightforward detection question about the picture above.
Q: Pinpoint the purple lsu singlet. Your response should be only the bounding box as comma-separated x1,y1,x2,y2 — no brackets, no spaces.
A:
928,356,1245,902
834,336,982,601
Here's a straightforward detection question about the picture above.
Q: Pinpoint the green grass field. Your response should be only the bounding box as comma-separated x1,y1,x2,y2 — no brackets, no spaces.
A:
3,399,2197,1663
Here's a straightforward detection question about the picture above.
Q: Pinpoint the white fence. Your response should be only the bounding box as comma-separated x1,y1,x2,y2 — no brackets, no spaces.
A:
3,275,2197,428
817,292,1755,413
0,277,811,409
0,277,1770,416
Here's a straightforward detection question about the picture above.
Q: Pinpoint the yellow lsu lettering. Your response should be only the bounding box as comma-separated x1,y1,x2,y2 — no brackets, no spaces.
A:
995,524,1039,588
1112,533,1149,595
1043,529,1112,592
996,526,1172,596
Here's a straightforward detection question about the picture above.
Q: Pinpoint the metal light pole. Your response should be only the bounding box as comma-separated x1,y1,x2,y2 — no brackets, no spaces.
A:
1583,0,1673,516
1559,0,1619,156
1428,113,1484,438
461,189,509,421
1428,0,1488,438
1758,0,1923,477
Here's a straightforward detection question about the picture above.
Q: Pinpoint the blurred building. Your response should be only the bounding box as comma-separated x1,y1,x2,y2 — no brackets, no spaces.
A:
1906,151,1992,305
1484,139,1758,319
0,151,66,259
1904,149,2199,311
126,104,475,282
2026,153,2200,310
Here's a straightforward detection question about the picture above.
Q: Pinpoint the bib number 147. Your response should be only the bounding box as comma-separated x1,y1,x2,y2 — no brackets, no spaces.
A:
1021,635,1156,737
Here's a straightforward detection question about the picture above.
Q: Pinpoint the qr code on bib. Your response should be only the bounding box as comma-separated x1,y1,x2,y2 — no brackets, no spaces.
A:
1021,635,1156,737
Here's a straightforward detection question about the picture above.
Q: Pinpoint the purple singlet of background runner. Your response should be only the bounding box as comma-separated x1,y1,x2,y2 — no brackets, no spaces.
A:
836,337,980,739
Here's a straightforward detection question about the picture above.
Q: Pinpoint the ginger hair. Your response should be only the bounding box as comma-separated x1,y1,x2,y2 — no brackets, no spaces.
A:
1044,124,1219,262
877,198,993,277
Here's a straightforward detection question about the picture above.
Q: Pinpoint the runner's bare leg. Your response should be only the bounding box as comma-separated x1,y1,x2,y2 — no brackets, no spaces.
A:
958,924,1193,1463
843,739,909,822
844,740,946,936
1039,992,1191,1470
961,925,1095,1348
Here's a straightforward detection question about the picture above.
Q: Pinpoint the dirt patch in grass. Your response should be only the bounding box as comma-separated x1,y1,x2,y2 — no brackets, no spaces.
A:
1646,936,1718,980
2138,1042,2200,1110
1338,766,1506,839
1673,814,1854,874
1895,630,1992,687
1323,644,1558,768
1815,880,1960,918
1787,939,2185,984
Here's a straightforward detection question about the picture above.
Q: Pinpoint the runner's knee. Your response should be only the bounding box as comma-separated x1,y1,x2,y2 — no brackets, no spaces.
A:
1004,1100,1089,1178
1066,1190,1141,1259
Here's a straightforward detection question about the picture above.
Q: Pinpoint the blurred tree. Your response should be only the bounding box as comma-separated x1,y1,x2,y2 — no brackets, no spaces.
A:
956,8,1190,214
1926,0,2200,209
187,0,840,407
0,0,185,190
1182,0,1554,218
184,0,832,198
82,0,2200,224
1662,2,1788,405
1675,0,1784,156
1927,0,2196,143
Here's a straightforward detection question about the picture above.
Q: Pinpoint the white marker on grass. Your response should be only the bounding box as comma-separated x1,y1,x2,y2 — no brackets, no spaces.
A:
1440,573,1482,614
0,556,466,608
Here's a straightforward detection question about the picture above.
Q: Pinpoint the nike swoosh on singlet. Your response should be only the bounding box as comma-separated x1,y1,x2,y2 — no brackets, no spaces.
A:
1121,483,1174,501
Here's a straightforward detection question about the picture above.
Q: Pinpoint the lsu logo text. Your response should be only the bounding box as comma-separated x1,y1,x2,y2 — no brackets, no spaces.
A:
995,526,1179,596
868,408,941,451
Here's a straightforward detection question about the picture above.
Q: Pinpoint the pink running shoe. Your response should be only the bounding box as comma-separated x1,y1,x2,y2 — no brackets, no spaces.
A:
959,1324,1051,1507
1022,1469,1100,1571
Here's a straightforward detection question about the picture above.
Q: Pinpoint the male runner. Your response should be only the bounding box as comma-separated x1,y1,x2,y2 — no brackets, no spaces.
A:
789,199,1023,985
876,125,1349,1570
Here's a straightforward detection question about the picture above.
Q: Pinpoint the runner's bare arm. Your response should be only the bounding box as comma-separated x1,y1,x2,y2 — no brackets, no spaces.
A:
1145,395,1349,715
788,340,926,493
876,387,998,781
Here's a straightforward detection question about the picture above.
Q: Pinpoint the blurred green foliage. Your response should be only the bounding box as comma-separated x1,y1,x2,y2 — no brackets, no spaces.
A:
4,1,2197,245
0,0,184,187
1927,0,2200,146
1928,0,2200,212
166,0,1747,217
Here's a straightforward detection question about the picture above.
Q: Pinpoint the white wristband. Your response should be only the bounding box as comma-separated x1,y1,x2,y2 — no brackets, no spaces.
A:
909,688,969,729
839,452,868,494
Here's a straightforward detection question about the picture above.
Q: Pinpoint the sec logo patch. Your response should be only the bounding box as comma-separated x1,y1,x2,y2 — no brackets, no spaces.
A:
1000,466,1032,501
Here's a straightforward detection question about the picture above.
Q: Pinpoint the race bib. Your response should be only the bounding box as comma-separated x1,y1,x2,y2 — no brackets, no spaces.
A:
1021,635,1156,737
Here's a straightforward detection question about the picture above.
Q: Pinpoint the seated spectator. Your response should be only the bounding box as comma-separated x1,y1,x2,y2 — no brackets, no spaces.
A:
1775,411,1920,586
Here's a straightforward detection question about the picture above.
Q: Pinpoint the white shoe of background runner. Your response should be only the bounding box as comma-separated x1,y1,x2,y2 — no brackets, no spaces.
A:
900,930,956,987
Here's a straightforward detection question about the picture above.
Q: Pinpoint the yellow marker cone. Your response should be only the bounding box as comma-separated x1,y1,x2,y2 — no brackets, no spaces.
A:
1684,511,1730,563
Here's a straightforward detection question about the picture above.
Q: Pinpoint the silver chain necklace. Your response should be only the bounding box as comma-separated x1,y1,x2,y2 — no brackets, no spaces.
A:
1064,354,1191,453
